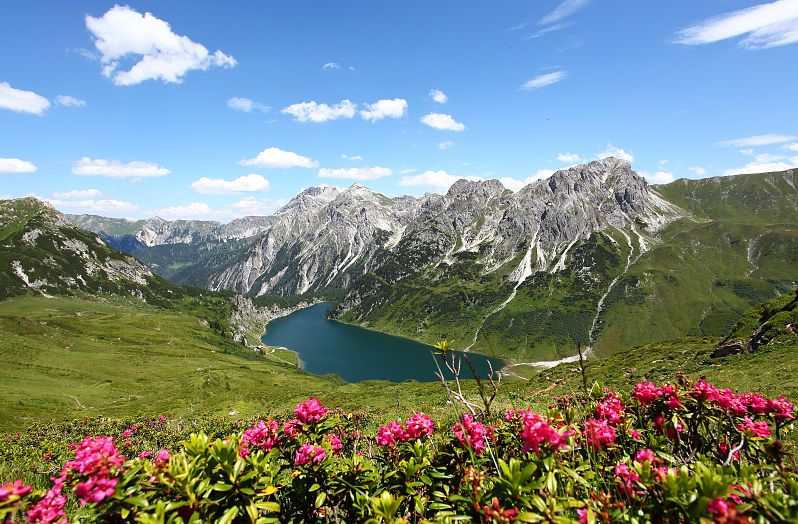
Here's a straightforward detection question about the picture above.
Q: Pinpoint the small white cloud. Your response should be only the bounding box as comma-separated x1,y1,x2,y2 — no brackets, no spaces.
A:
640,171,676,184
724,151,798,176
399,170,481,190
340,154,363,161
398,168,417,175
689,166,707,176
719,134,797,147
499,170,555,191
73,157,170,178
239,147,318,169
53,189,101,199
438,140,455,150
318,167,392,180
421,113,466,132
55,95,86,108
85,5,236,86
524,22,571,39
360,98,407,121
540,0,591,25
191,174,270,195
156,202,217,219
48,198,138,213
674,0,798,49
522,71,568,90
597,144,634,162
282,99,356,123
557,152,581,163
0,158,37,173
227,97,269,113
0,82,50,115
429,89,448,104
784,143,798,152
322,62,341,70
231,196,285,216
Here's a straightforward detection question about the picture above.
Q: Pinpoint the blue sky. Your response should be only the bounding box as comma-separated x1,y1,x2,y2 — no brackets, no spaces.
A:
1,0,797,220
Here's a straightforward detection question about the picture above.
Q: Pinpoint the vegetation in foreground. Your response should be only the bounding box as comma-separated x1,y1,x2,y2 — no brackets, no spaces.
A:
1,376,797,523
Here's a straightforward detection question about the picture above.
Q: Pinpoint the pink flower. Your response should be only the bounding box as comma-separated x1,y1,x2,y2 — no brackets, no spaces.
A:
404,413,435,440
614,462,642,497
27,481,66,524
634,448,656,463
376,421,404,447
654,416,684,440
294,397,327,423
62,436,125,506
577,508,588,524
74,476,118,504
294,443,327,465
768,396,795,420
737,416,772,438
0,479,32,502
283,418,302,438
138,451,153,460
453,414,491,455
627,429,642,441
692,379,719,401
240,419,280,457
707,497,734,518
122,429,133,438
742,393,769,414
633,382,662,406
519,412,571,455
720,441,740,461
124,440,132,447
584,419,616,451
324,434,343,455
713,388,748,415
595,392,624,424
154,449,171,468
158,415,168,424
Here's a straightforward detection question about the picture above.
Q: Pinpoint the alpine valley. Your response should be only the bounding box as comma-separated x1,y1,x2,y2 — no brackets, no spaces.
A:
60,158,798,366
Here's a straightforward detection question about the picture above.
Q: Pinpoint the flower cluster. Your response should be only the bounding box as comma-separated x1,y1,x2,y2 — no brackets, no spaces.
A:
294,397,327,423
294,443,327,466
239,419,279,457
583,418,616,451
507,410,571,455
375,413,435,447
453,413,491,455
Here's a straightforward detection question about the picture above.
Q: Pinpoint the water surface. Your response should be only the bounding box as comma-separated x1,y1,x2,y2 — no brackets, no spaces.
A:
262,303,503,382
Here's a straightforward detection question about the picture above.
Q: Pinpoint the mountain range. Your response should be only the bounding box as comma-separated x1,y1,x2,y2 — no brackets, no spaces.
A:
61,158,798,364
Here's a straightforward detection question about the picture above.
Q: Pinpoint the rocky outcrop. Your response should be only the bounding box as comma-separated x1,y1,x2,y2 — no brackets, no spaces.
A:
228,294,317,346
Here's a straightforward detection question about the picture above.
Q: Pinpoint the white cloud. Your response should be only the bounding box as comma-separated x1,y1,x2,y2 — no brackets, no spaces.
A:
521,71,568,90
540,0,591,25
341,154,363,161
640,171,676,184
429,89,448,104
85,5,236,86
281,99,356,123
360,98,407,121
499,170,555,191
718,134,797,147
53,189,101,199
724,151,798,176
421,113,466,132
524,22,571,39
318,167,392,180
239,147,318,169
73,157,170,178
597,144,634,162
227,97,269,113
48,198,138,213
0,82,50,115
191,174,270,194
689,166,707,176
785,143,798,152
398,168,417,175
399,170,480,190
156,202,215,219
231,196,285,216
55,95,86,108
674,0,798,49
0,158,37,173
557,152,581,163
322,62,340,70
438,140,455,150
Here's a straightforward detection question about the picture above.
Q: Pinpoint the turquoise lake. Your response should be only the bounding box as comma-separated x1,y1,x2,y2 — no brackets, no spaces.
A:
262,302,504,382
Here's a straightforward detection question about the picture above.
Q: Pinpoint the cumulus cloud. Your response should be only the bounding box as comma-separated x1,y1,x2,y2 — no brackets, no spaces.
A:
55,95,86,108
48,198,138,213
597,144,634,162
689,166,707,176
674,0,798,49
399,170,480,190
540,0,591,25
724,151,798,176
521,71,568,90
640,171,676,184
341,154,363,161
360,98,407,121
191,174,270,194
239,147,318,169
53,189,101,199
0,158,37,173
85,5,236,86
281,99,356,123
785,143,798,152
438,140,455,150
0,82,50,115
227,97,269,113
322,62,340,70
421,113,466,132
231,196,285,216
73,157,170,178
499,170,555,191
318,167,392,180
156,202,216,219
429,89,448,104
557,152,581,163
718,134,797,147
